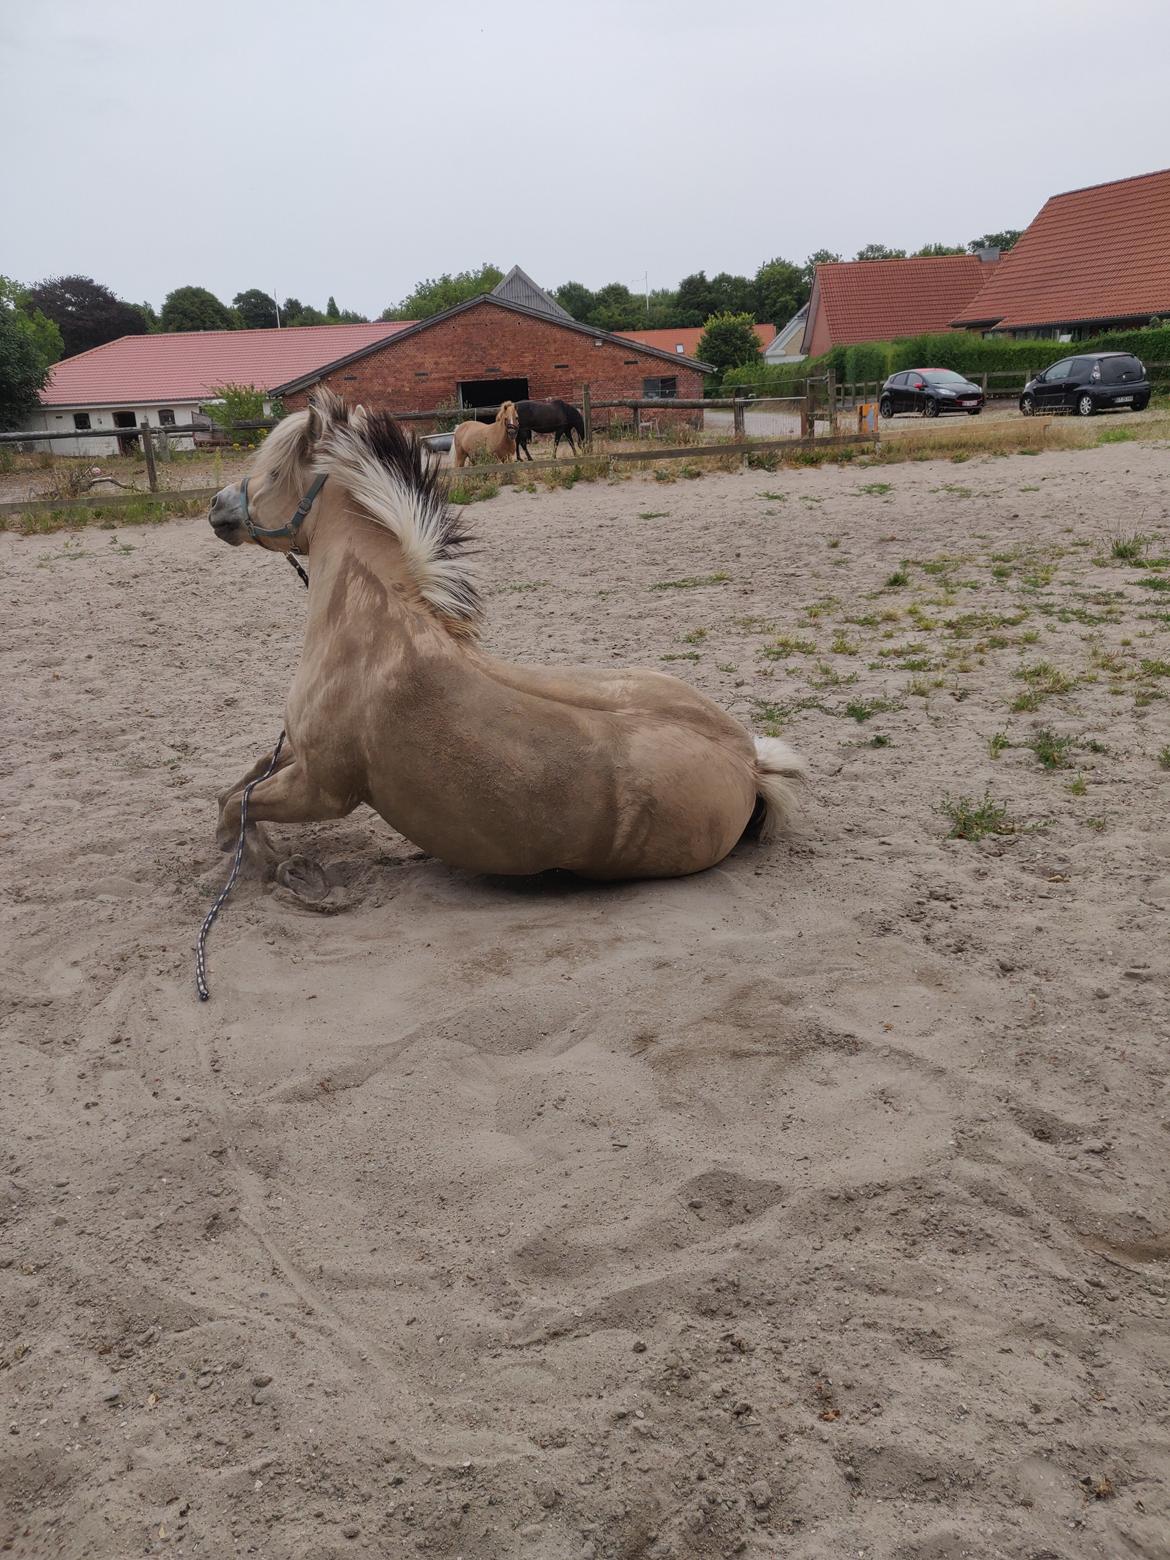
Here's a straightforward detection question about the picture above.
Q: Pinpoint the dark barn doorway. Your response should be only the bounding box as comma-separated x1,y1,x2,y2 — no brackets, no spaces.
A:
458,377,529,419
113,409,140,455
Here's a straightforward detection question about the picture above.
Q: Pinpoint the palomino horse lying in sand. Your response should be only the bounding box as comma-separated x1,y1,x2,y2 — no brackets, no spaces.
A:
207,390,805,886
451,400,518,469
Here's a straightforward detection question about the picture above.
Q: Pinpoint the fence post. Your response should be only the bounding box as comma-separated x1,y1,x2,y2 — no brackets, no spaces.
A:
139,419,158,492
733,395,745,440
826,370,836,435
581,384,592,448
631,403,641,437
803,379,815,439
981,372,988,396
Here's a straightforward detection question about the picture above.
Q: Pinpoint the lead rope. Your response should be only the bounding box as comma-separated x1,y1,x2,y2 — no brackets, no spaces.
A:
194,551,309,1001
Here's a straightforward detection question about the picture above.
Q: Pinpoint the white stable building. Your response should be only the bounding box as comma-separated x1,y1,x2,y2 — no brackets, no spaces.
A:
23,322,412,456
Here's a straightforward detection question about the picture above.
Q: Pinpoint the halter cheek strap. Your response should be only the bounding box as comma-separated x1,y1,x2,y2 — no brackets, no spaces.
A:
241,473,327,544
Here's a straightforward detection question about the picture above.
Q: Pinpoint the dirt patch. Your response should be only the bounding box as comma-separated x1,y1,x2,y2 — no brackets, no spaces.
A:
2,439,1169,1558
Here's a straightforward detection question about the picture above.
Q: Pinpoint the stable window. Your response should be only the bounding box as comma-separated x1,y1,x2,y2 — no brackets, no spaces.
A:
158,408,176,426
643,377,678,400
73,412,91,430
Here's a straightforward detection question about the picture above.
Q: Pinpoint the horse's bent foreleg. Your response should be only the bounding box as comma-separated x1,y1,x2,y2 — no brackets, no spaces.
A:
220,759,358,841
216,744,295,817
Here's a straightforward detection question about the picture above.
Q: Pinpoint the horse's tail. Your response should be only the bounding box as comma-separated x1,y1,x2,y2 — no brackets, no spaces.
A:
751,735,806,840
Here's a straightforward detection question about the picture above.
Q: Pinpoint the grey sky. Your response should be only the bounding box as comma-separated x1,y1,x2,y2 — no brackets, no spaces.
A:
4,0,1169,320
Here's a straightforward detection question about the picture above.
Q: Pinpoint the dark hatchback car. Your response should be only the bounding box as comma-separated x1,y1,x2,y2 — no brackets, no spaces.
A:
1020,351,1150,416
879,369,985,418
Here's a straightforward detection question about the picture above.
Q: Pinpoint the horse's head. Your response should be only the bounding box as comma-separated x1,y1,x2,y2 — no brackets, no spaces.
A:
208,388,355,551
498,400,519,439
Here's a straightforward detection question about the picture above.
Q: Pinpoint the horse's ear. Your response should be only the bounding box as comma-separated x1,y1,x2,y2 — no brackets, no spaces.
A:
351,403,369,436
307,386,348,444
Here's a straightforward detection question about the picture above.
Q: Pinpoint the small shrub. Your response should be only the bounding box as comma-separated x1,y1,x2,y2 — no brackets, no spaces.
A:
1028,728,1076,770
885,563,911,588
1158,745,1170,770
988,730,1010,758
1067,773,1087,795
940,792,1015,841
1109,531,1150,562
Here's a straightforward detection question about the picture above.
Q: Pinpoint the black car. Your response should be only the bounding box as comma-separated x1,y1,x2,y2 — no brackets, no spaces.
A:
1020,351,1150,416
879,369,985,419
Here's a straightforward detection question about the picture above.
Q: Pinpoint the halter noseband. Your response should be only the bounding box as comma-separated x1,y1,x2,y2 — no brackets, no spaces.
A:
240,473,327,545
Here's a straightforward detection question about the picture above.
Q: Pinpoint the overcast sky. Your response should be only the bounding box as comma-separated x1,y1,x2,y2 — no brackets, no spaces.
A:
4,0,1169,319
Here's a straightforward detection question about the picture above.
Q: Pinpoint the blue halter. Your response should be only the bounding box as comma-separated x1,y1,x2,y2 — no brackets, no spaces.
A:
240,473,327,545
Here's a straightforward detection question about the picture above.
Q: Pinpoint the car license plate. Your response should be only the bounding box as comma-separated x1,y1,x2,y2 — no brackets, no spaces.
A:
1115,395,1133,403
961,399,976,406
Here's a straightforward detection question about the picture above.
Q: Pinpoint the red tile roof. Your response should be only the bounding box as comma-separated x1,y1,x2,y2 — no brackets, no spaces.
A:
618,324,776,357
804,256,995,350
39,322,414,408
953,167,1170,330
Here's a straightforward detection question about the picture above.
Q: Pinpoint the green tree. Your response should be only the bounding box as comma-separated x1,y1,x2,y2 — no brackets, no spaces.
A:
27,274,149,356
282,300,327,327
137,301,160,332
160,286,236,332
554,280,596,321
1,277,64,372
325,295,340,320
589,281,640,332
644,287,680,327
697,312,762,374
676,271,717,326
233,289,280,329
205,382,271,445
802,250,842,288
380,263,503,321
854,244,907,261
753,257,806,326
0,286,54,429
968,230,1022,253
913,242,967,257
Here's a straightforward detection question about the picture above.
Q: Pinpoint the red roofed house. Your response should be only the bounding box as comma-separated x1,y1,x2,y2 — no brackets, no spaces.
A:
618,323,776,358
800,253,999,357
26,322,413,455
953,167,1170,338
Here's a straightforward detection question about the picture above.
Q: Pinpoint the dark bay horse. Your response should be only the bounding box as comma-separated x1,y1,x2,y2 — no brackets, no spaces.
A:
515,399,586,460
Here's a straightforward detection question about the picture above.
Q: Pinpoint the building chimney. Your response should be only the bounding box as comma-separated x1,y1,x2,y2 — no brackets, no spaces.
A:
976,246,1000,264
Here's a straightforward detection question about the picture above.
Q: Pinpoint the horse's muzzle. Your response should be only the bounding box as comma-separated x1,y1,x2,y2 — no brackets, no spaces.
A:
209,486,247,544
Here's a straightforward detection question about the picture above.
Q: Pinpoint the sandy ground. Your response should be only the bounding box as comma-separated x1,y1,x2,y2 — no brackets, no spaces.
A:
3,439,1169,1559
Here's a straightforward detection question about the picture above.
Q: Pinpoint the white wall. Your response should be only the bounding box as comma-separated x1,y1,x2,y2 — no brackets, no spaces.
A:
20,403,204,457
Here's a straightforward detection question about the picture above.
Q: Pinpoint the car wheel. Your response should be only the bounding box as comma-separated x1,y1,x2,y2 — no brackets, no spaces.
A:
879,396,893,419
1020,394,1035,417
923,398,939,418
1076,393,1095,417
967,408,982,416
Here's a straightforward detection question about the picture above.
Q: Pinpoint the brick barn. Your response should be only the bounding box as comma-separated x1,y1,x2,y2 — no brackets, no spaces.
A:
278,271,711,427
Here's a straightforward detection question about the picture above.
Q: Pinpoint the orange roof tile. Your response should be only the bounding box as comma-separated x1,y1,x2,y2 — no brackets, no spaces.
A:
953,167,1170,330
618,324,775,357
39,322,414,408
806,256,994,348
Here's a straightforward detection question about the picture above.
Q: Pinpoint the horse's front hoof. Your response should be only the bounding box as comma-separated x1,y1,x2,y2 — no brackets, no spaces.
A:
274,854,329,902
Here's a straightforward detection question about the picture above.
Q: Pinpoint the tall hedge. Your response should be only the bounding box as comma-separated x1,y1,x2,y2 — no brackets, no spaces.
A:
723,324,1170,394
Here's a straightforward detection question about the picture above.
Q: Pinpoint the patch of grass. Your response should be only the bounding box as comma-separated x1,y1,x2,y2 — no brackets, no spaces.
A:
938,483,973,498
1138,576,1170,592
858,482,893,496
826,536,841,548
649,572,729,591
1084,816,1107,832
1067,773,1088,796
1097,426,1137,444
1010,660,1077,710
756,491,786,501
500,580,548,592
868,734,892,747
682,627,708,644
1139,658,1170,677
885,563,911,588
1028,728,1076,770
448,479,500,505
1158,746,1170,770
844,696,901,723
830,631,859,655
761,633,817,660
1108,531,1150,562
809,661,859,688
660,651,700,662
638,510,669,520
988,730,1011,759
804,596,841,620
939,792,1015,842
